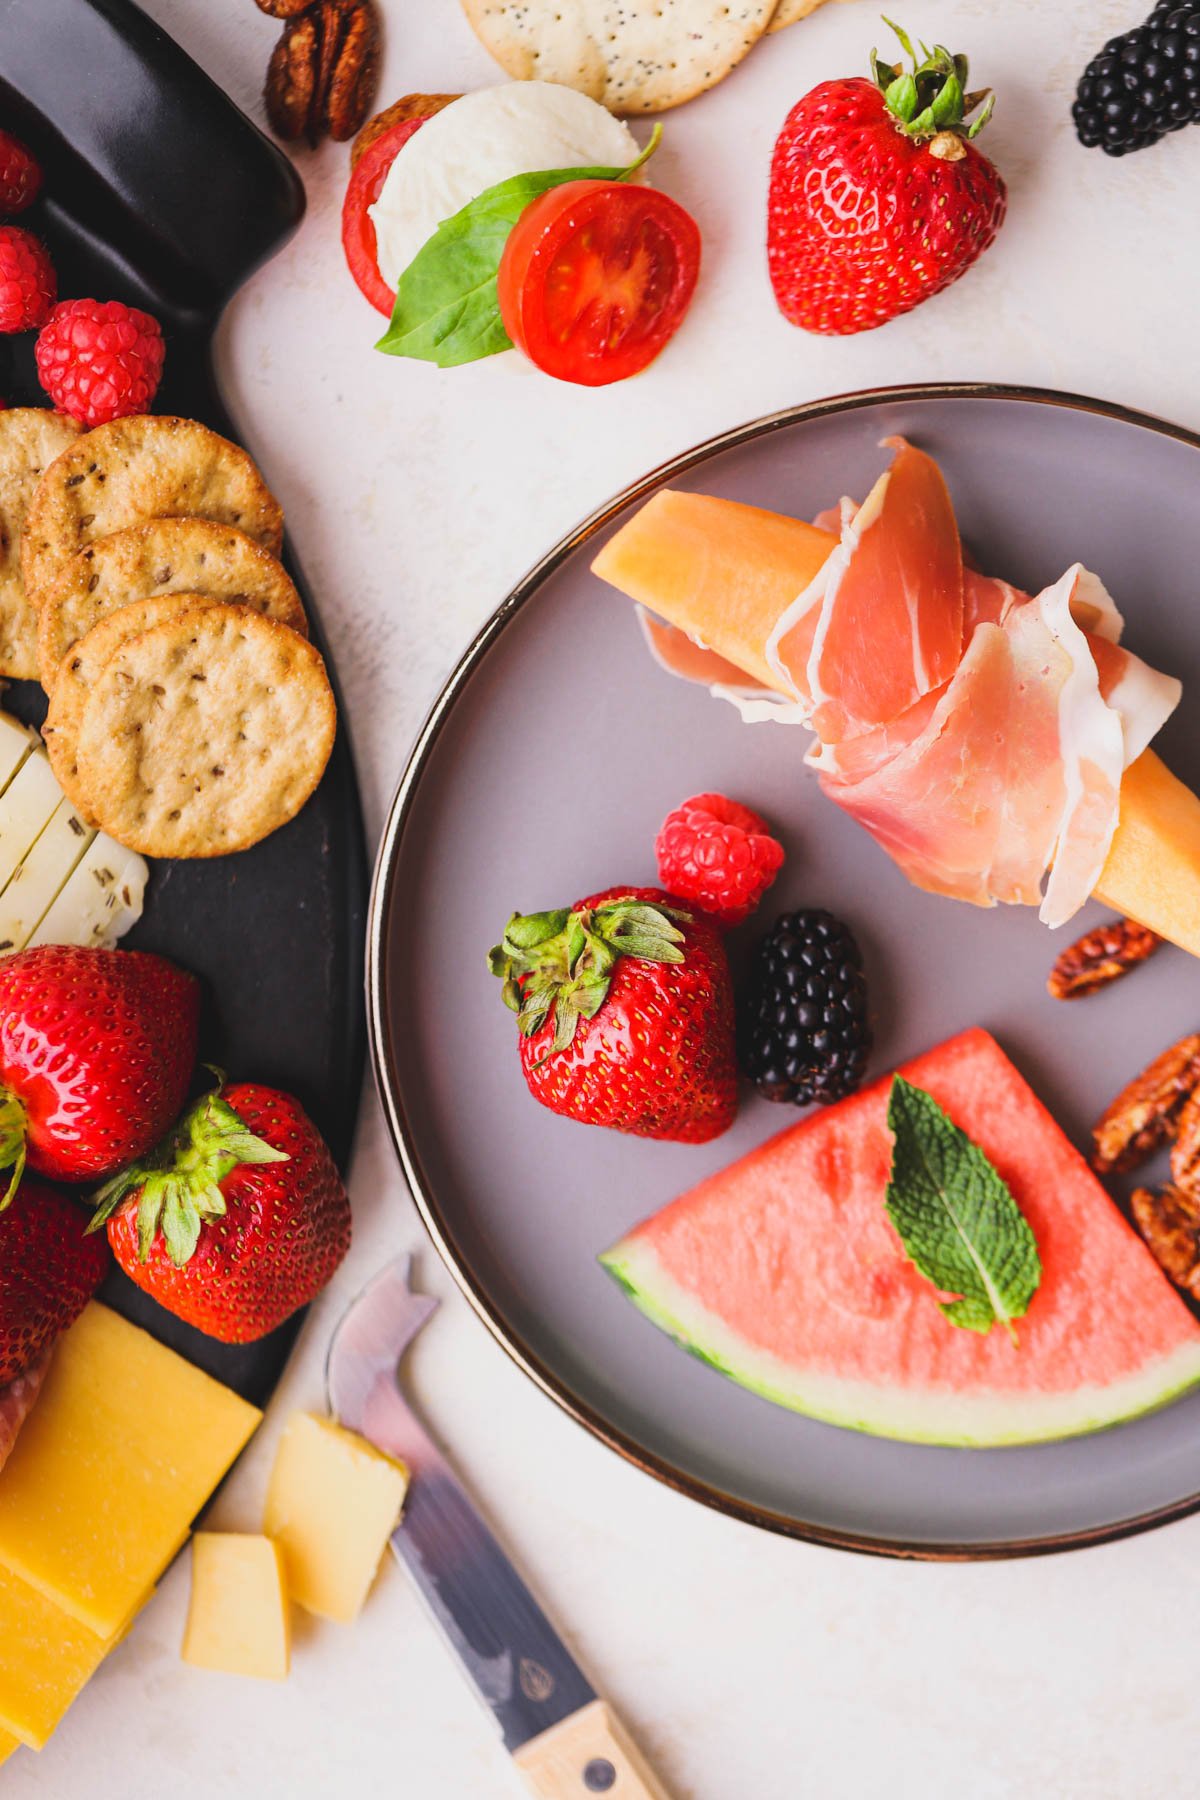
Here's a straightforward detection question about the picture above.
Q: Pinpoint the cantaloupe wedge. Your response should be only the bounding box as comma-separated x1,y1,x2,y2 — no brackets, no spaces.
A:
1094,750,1200,955
592,490,1200,957
594,491,833,691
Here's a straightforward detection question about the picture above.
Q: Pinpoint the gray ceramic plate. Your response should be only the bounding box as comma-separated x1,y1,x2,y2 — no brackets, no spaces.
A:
368,384,1200,1559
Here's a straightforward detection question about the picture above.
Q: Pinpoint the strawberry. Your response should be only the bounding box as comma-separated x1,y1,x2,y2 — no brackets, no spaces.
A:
94,1082,351,1344
0,945,200,1193
0,1178,109,1383
489,886,737,1143
768,23,1006,336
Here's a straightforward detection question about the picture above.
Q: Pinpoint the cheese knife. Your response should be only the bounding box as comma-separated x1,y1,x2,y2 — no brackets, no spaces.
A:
326,1255,671,1799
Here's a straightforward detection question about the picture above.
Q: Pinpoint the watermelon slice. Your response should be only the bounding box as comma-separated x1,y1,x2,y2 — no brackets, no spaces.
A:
602,1029,1200,1447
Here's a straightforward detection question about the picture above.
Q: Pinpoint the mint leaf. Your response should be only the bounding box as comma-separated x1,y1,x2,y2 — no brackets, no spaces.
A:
884,1076,1041,1340
376,126,662,369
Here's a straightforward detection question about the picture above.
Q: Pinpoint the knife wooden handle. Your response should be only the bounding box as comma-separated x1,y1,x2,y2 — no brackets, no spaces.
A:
514,1698,672,1799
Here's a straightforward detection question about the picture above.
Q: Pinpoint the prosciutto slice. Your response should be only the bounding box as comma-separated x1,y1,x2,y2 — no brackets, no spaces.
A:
766,441,964,743
0,1346,51,1475
635,440,1181,928
819,567,1135,922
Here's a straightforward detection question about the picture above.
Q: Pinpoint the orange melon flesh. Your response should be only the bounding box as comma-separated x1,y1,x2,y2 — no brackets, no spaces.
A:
602,1029,1200,1447
592,491,1200,955
591,490,834,691
1094,749,1200,956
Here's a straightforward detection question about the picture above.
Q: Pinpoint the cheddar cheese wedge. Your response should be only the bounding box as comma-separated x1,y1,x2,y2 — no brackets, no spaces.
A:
0,1305,260,1638
0,1566,134,1750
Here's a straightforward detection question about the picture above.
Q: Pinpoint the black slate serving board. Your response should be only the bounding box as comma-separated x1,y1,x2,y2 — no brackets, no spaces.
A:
0,0,367,1405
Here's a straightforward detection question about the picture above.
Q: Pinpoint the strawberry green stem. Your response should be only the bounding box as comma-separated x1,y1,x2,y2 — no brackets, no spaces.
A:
89,1083,288,1268
872,19,995,142
488,896,692,1059
0,1090,26,1212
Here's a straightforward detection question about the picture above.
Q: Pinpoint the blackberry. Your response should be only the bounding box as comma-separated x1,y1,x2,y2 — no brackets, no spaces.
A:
1073,2,1200,155
740,909,872,1107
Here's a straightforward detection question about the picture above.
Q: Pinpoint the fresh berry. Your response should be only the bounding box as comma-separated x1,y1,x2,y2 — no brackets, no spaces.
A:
1073,2,1200,156
35,298,165,427
0,130,42,215
0,944,200,1189
741,910,872,1106
96,1082,351,1344
490,886,737,1143
768,23,1006,335
0,1178,109,1384
655,793,784,927
0,226,55,333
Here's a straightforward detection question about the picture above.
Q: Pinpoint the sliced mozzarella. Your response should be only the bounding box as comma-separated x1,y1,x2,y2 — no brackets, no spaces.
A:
0,753,65,896
370,82,642,292
0,798,94,954
28,835,148,952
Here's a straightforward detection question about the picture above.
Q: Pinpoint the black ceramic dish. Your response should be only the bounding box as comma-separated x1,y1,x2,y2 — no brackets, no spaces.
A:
0,0,367,1405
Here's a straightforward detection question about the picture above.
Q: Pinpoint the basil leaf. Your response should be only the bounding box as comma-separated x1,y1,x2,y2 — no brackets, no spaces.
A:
884,1076,1041,1340
376,125,662,369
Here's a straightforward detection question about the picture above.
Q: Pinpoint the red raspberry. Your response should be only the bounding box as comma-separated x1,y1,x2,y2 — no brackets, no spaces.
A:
35,298,165,427
0,226,55,332
0,130,42,214
655,792,785,928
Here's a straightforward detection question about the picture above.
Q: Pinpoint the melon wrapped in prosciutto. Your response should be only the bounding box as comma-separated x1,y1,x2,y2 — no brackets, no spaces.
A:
623,440,1181,929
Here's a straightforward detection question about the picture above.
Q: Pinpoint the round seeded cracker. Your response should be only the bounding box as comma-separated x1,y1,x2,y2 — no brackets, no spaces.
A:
0,409,82,679
36,517,306,694
43,592,229,821
75,604,336,859
461,0,776,113
22,416,284,598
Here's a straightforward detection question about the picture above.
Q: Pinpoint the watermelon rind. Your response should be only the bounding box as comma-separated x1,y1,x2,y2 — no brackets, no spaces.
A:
601,1239,1200,1449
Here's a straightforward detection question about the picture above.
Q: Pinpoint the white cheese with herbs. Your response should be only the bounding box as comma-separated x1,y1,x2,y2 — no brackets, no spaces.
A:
369,82,642,293
28,836,148,952
0,753,63,892
0,713,36,792
0,710,147,956
0,799,92,955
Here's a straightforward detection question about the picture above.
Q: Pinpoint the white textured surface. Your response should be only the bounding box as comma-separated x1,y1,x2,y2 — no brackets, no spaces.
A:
12,2,1200,1795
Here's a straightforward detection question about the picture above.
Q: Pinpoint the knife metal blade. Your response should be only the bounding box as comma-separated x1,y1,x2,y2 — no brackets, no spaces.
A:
325,1256,596,1755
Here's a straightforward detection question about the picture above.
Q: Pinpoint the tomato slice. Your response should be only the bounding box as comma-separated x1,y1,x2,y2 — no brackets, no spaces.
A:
497,180,701,387
341,117,428,317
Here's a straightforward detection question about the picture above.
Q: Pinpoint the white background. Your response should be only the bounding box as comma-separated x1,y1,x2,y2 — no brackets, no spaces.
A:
12,1,1200,1795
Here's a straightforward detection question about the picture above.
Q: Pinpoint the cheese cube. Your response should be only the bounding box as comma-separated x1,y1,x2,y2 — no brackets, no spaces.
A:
264,1414,408,1623
0,1727,19,1768
0,1304,260,1637
0,797,93,954
0,1565,133,1749
182,1534,291,1681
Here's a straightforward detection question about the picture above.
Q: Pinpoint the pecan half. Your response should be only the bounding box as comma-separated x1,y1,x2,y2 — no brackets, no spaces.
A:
1132,1185,1200,1298
1047,917,1163,1001
1091,1033,1200,1174
322,0,381,143
1171,1087,1200,1200
254,0,313,17
351,93,461,167
264,13,319,142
